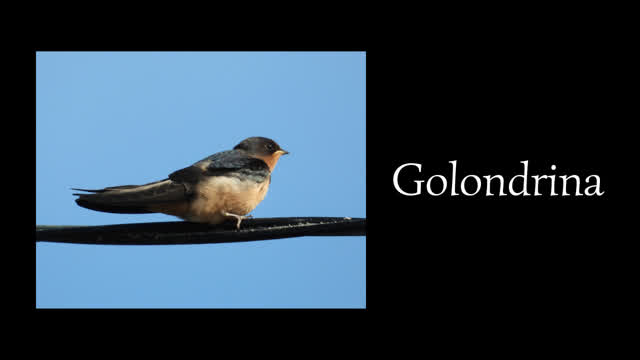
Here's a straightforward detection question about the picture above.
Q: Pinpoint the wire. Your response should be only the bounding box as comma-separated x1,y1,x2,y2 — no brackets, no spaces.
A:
36,217,366,245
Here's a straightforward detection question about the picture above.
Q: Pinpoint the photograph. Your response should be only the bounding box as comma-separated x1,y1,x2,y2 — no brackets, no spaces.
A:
35,51,366,308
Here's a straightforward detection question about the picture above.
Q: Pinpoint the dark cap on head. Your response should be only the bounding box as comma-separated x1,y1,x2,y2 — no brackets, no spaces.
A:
234,137,289,157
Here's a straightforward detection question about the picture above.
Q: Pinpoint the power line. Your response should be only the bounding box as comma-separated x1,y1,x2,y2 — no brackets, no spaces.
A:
36,217,365,245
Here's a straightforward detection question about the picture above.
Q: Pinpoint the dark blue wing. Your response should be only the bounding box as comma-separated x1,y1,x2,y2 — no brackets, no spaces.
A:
169,150,270,184
202,150,267,172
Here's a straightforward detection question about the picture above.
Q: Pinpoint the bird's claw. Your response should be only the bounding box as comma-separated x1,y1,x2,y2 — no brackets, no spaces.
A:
222,211,253,230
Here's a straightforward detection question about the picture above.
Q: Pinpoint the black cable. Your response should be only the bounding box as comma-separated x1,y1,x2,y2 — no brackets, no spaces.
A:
36,217,366,245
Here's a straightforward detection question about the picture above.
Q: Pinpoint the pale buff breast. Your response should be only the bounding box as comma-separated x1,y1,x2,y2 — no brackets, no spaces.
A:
182,176,270,224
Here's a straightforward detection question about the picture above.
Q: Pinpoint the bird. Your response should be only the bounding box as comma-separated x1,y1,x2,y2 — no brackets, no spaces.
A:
72,136,289,229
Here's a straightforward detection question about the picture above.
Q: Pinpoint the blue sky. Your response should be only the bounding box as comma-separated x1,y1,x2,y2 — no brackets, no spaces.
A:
36,51,366,308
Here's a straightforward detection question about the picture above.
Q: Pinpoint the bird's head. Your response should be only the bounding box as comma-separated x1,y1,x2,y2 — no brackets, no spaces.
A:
234,136,289,171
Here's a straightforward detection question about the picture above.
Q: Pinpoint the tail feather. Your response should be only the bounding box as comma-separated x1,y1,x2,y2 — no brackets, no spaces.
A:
73,179,188,214
75,197,155,214
71,185,141,194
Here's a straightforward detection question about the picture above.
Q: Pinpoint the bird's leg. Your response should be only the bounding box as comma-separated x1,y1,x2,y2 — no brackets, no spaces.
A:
222,211,253,229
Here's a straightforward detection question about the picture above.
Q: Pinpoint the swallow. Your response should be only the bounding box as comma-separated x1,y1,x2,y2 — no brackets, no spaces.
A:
73,136,289,229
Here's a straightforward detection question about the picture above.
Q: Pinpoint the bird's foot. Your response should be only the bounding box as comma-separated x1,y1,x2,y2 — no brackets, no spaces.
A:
222,211,253,230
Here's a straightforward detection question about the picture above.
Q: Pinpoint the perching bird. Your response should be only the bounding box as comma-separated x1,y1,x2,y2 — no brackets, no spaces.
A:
73,136,289,229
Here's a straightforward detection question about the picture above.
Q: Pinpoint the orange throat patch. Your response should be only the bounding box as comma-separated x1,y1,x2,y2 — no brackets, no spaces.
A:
252,152,284,172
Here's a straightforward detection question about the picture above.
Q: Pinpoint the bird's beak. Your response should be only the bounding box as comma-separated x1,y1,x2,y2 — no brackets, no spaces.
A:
277,149,290,155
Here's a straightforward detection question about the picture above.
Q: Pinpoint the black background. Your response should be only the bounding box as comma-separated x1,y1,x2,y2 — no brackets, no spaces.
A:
24,16,633,346
366,26,631,336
